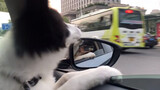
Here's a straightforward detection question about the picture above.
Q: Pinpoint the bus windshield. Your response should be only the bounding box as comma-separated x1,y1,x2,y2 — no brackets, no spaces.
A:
119,9,143,29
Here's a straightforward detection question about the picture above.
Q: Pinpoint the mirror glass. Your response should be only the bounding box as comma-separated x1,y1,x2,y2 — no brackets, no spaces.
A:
73,39,114,68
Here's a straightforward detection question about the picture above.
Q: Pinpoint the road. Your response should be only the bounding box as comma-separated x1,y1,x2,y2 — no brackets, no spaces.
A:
113,46,160,75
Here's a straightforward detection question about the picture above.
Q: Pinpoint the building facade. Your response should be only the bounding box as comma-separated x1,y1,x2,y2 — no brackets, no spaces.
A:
151,9,160,14
61,0,121,14
61,0,123,20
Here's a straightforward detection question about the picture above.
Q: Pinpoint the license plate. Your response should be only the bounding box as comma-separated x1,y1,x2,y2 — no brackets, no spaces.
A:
129,37,134,41
128,34,136,37
124,43,135,46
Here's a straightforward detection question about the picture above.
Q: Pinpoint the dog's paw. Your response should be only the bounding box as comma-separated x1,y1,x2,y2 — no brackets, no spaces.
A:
75,52,96,60
96,66,122,79
55,66,121,90
94,66,122,83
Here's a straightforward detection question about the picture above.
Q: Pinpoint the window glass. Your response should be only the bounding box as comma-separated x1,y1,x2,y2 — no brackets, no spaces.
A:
73,10,113,32
119,9,142,24
119,9,143,29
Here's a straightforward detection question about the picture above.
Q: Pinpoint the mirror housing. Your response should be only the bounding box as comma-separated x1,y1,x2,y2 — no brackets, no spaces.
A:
69,38,121,70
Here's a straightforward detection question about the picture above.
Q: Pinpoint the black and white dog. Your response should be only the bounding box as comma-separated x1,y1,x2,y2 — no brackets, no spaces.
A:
0,0,121,90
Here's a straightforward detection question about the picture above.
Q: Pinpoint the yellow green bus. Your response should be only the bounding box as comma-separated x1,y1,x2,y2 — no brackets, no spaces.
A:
71,7,145,49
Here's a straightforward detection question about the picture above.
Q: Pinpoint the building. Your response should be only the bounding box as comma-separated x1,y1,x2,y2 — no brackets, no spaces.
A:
61,0,123,21
151,9,160,14
145,13,160,35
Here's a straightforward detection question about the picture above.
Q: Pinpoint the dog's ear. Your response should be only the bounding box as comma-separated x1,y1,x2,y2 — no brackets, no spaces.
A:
5,0,70,57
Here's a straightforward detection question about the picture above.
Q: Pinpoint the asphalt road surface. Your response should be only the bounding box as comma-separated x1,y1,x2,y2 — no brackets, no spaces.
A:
113,46,160,75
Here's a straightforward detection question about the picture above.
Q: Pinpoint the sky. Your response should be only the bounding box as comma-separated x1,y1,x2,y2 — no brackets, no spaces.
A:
50,0,160,14
0,12,10,27
50,0,61,12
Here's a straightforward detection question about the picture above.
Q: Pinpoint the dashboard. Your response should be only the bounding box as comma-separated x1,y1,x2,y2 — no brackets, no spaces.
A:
90,83,133,90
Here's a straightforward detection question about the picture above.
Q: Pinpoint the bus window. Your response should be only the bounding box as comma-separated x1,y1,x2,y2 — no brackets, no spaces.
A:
77,11,113,32
110,14,113,23
119,9,143,29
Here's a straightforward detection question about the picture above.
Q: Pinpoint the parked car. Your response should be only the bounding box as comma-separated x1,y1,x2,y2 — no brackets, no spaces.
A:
144,34,158,48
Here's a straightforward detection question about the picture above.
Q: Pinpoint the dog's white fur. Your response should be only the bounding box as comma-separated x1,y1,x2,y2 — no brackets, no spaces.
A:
0,1,121,90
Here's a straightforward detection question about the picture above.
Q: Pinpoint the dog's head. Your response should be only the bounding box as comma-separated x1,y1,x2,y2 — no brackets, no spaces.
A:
10,0,81,57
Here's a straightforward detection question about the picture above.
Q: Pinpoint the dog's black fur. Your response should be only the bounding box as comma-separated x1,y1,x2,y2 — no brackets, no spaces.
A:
13,0,69,57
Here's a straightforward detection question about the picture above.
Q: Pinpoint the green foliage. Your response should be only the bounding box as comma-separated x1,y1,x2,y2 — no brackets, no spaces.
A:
87,4,94,8
0,30,8,36
8,19,11,23
94,3,108,6
63,16,70,23
87,3,108,8
0,0,4,2
0,0,8,12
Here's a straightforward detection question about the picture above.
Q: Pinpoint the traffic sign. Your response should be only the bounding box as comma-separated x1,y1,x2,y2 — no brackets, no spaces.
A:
2,23,12,30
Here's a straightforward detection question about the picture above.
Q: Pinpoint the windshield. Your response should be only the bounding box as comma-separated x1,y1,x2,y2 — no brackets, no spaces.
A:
119,9,143,29
1,0,160,89
119,9,142,24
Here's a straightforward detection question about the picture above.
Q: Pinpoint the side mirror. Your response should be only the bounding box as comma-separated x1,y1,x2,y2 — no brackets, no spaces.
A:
69,38,121,70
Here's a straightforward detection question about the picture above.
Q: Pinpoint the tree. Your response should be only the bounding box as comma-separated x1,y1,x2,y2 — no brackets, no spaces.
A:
63,16,70,23
0,0,4,2
0,0,8,12
0,30,8,36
